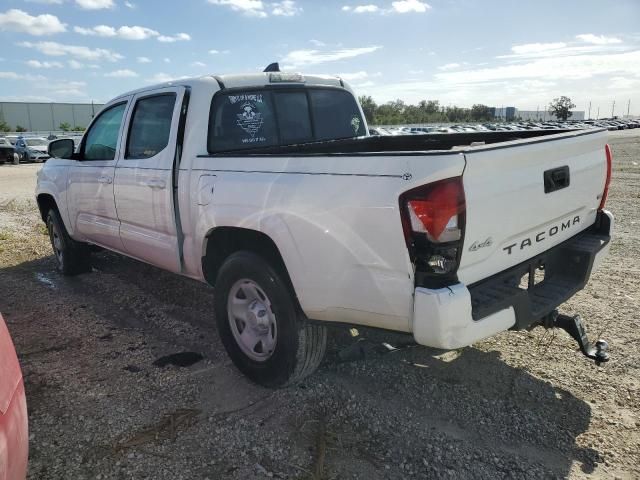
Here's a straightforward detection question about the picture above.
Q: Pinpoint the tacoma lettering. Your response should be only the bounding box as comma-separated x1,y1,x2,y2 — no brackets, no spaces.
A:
503,216,581,255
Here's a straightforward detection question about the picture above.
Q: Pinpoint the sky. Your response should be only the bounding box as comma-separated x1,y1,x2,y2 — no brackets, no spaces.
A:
1,0,639,116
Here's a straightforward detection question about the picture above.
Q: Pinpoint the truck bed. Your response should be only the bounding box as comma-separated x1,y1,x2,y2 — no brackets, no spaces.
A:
207,129,577,156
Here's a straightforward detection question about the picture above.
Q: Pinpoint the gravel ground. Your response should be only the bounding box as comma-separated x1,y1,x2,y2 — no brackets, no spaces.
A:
0,130,638,479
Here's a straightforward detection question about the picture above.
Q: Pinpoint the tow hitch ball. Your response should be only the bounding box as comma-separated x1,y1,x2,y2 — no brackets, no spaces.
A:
545,310,609,363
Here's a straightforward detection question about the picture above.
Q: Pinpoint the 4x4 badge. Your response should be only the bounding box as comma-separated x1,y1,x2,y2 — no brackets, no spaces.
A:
469,238,493,251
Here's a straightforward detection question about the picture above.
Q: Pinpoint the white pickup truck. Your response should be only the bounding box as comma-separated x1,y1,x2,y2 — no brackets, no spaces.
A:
37,69,614,387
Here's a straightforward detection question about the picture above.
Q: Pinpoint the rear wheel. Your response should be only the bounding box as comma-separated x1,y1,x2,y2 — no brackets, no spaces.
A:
214,251,327,388
46,209,91,275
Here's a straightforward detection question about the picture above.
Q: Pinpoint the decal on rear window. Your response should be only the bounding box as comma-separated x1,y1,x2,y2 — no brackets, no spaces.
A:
350,115,361,135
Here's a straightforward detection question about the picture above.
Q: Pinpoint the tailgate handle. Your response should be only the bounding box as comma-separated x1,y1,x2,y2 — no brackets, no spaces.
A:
544,166,570,193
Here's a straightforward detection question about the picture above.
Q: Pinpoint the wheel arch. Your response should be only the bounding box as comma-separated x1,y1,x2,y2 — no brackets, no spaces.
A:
201,227,302,311
36,192,59,222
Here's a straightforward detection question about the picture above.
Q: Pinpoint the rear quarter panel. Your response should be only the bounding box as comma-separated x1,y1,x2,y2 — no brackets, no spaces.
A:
181,151,465,332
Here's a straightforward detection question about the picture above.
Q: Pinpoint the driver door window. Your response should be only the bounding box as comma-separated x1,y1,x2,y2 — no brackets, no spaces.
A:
83,103,126,160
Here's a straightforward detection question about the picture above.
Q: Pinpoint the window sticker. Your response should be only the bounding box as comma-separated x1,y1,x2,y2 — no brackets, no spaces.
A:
350,115,361,135
228,94,266,143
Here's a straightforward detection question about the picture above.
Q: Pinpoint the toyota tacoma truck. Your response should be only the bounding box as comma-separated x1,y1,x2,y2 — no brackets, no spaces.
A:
36,67,614,387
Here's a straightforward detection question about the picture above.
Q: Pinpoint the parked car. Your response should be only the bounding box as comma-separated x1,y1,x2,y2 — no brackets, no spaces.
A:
15,137,50,162
38,70,613,387
0,313,29,480
0,138,18,165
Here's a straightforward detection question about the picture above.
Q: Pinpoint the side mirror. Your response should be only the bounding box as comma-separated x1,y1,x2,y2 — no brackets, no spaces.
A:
48,138,75,159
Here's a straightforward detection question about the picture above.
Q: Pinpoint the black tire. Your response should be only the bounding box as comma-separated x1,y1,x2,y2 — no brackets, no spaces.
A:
46,209,91,275
214,251,327,388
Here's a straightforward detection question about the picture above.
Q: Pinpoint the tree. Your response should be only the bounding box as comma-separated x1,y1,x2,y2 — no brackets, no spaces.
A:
59,122,71,132
0,120,10,133
548,96,576,121
470,104,493,121
72,125,86,131
15,125,27,132
358,95,377,124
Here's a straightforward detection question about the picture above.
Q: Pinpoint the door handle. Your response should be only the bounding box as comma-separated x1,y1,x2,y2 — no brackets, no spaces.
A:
97,176,112,184
144,179,166,189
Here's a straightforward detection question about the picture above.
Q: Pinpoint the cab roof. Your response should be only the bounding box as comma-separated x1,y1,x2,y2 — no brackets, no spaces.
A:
112,72,345,103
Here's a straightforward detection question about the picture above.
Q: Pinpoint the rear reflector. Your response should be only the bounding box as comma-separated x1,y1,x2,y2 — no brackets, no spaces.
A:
599,144,612,210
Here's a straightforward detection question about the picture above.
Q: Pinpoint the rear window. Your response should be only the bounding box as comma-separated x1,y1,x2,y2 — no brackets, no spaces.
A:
309,89,365,140
208,88,364,153
209,92,278,152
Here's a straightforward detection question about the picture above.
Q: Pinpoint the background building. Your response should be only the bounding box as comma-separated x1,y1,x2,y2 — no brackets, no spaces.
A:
0,102,105,132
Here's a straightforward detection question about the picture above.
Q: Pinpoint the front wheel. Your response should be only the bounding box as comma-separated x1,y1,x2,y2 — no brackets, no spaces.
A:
46,209,91,275
214,251,327,388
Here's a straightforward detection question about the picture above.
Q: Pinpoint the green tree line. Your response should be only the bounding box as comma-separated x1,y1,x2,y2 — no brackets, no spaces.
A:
359,96,497,125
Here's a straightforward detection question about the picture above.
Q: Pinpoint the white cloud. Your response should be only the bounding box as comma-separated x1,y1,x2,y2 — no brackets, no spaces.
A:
356,4,379,13
74,24,160,40
0,71,47,81
104,69,138,78
272,0,301,16
124,1,135,7
191,61,206,67
25,0,64,4
137,56,151,63
0,9,66,36
281,45,382,68
34,79,90,100
163,57,171,63
148,72,189,83
336,71,369,81
434,50,640,84
576,34,622,45
157,32,191,42
75,0,114,9
26,59,63,68
19,41,123,62
310,39,325,47
209,49,230,54
511,42,566,55
208,0,267,17
437,62,461,71
391,0,430,13
342,4,379,13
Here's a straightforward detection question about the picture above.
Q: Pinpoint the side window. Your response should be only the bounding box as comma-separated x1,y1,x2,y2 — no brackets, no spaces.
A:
208,91,278,152
126,93,176,159
273,91,313,145
83,103,126,160
309,89,365,141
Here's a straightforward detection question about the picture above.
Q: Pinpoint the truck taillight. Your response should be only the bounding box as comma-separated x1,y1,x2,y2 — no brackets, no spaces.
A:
599,144,612,210
400,177,466,286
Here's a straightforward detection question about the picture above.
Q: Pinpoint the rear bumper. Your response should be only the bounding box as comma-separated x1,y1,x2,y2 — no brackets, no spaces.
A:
412,210,613,349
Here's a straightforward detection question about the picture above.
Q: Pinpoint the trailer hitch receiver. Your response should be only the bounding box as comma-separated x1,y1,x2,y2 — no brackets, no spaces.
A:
545,310,609,363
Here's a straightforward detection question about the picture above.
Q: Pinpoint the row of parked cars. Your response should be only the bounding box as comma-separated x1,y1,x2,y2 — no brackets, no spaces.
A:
0,134,83,165
2,118,638,164
370,118,640,135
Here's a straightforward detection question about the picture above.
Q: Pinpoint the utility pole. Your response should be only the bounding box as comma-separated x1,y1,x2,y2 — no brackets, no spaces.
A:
596,107,600,119
627,99,631,117
588,101,591,120
611,100,615,118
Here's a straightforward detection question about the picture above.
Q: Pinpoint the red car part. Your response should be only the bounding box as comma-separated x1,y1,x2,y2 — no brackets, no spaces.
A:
0,313,28,480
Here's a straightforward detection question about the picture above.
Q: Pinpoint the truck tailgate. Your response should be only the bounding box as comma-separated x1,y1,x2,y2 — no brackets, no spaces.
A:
458,129,608,285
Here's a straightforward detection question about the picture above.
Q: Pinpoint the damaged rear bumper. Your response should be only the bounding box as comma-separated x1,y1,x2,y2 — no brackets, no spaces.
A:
412,210,613,349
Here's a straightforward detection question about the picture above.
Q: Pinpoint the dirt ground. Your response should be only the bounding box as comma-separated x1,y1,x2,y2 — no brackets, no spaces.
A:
0,130,638,479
